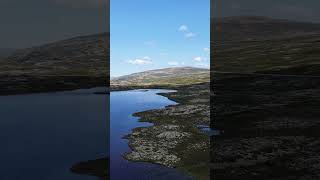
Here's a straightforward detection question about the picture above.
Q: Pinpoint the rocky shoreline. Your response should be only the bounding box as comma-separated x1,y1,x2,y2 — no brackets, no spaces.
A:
71,84,210,180
123,83,210,179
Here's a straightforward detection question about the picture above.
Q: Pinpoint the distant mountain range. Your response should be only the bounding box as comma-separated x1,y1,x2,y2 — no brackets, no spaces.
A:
111,67,210,87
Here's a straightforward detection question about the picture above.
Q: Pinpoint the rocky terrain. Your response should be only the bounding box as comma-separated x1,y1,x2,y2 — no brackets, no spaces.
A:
110,16,320,180
71,77,211,180
211,16,320,179
0,33,109,95
106,67,210,179
124,83,210,179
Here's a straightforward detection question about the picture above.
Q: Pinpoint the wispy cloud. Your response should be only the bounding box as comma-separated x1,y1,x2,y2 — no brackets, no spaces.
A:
179,25,188,32
185,32,196,38
203,48,210,52
194,56,205,62
127,56,152,65
194,55,209,68
179,24,196,38
168,61,180,66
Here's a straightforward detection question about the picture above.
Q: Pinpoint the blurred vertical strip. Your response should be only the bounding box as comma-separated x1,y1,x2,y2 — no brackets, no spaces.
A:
210,0,214,179
105,1,110,179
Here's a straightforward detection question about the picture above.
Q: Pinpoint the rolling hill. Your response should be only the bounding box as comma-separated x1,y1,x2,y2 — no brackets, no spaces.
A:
111,67,210,87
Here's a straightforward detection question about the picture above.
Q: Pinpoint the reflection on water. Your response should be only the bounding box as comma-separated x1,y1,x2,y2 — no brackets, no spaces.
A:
0,88,108,180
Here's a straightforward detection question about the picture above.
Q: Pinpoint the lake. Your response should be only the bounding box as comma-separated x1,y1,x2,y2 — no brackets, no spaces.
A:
0,88,195,180
0,88,108,180
110,89,194,180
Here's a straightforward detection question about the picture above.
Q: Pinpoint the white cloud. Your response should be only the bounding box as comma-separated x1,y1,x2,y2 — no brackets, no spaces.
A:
142,56,151,60
168,61,179,66
204,48,210,52
194,57,203,62
185,32,196,38
179,25,196,38
179,25,188,32
127,56,152,65
194,56,209,62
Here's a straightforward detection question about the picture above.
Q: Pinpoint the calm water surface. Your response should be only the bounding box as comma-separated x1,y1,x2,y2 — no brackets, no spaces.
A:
0,88,194,180
0,88,108,180
111,89,194,180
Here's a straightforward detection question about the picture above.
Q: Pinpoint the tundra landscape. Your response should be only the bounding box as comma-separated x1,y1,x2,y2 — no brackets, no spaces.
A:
1,14,320,180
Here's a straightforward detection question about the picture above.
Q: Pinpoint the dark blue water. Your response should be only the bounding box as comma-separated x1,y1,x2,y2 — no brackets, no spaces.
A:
110,89,194,180
0,88,108,180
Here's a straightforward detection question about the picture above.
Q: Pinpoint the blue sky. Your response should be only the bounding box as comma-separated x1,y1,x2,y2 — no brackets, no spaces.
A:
111,0,210,77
